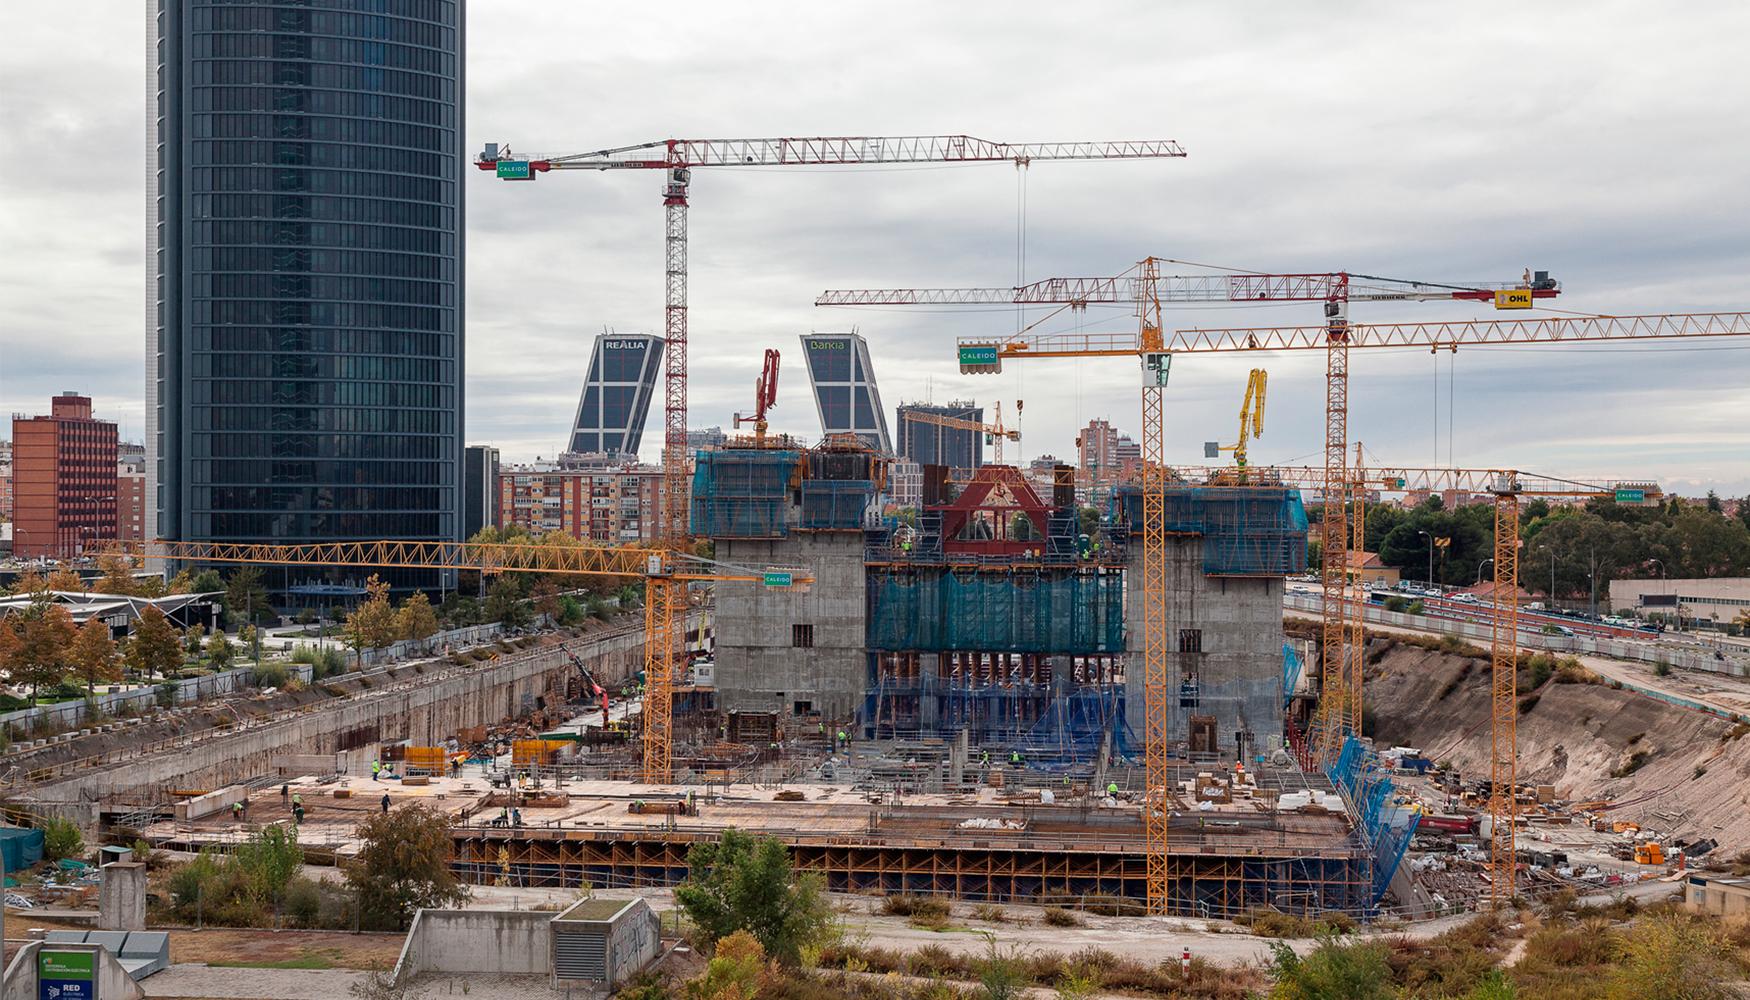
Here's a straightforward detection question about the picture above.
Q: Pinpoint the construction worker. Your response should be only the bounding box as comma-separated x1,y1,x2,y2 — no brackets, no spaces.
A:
381,793,391,814
293,804,305,826
292,792,302,810
1107,781,1119,798
372,760,381,781
511,807,522,827
232,801,243,822
1010,751,1021,765
280,783,290,806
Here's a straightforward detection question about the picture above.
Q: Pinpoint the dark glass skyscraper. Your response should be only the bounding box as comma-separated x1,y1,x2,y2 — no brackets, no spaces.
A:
151,0,464,553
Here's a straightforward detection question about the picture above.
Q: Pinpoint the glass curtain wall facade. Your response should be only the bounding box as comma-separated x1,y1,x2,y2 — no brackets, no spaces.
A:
151,0,464,560
567,334,664,458
800,333,891,453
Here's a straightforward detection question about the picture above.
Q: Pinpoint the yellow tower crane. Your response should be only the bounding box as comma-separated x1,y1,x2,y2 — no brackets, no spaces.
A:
898,401,1019,464
103,539,810,784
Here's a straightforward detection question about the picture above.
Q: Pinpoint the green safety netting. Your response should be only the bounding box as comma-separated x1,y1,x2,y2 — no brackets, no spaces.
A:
867,568,1124,653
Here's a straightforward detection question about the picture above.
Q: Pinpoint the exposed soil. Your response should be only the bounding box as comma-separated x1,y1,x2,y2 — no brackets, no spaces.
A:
1364,637,1750,851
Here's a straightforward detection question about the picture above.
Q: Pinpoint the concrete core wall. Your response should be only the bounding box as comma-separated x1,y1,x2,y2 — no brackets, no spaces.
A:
1125,535,1285,749
716,532,867,721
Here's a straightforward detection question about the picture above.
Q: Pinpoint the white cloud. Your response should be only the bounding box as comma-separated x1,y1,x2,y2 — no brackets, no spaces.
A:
3,0,1748,496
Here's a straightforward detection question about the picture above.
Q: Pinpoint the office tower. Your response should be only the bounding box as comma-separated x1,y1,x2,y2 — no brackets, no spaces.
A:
462,445,499,539
566,334,665,458
799,333,890,453
150,0,465,556
896,401,984,470
12,394,119,560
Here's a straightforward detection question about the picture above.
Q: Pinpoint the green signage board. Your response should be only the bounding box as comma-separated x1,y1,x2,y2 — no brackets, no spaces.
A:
40,950,95,1000
1614,488,1645,503
958,345,999,367
496,160,531,180
763,572,793,587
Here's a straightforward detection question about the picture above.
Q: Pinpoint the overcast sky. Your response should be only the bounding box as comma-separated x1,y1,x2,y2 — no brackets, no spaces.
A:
4,1,1748,497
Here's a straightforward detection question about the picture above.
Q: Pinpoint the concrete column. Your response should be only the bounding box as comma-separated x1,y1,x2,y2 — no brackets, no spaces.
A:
98,862,147,931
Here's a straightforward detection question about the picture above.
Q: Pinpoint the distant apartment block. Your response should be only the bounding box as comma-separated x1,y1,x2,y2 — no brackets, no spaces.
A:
12,394,118,559
497,464,666,543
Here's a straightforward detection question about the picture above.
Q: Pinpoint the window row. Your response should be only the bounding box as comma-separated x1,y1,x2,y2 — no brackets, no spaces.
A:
197,406,451,434
575,385,651,430
198,458,448,485
198,34,455,75
196,86,452,127
195,60,454,101
195,167,450,204
196,378,452,408
191,432,446,459
192,246,451,280
199,326,451,357
199,114,449,152
195,141,450,179
201,0,456,27
203,6,457,45
195,511,443,539
192,353,453,383
198,193,452,230
199,220,451,255
200,298,451,332
198,484,449,512
194,272,452,307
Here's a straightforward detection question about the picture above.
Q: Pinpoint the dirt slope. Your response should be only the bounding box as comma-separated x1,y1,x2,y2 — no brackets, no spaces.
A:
1363,637,1750,852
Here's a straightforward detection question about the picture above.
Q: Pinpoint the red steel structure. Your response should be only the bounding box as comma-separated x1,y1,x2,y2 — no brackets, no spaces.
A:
475,137,1187,545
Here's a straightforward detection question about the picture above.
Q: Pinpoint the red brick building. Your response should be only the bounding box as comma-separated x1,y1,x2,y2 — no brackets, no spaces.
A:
496,464,665,543
12,394,118,559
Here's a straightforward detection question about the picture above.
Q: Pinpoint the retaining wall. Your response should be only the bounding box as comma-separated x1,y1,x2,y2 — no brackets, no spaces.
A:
20,622,660,811
395,909,553,977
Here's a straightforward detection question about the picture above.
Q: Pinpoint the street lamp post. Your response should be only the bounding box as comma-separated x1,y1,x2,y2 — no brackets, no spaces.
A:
1417,530,1434,590
1476,558,1495,588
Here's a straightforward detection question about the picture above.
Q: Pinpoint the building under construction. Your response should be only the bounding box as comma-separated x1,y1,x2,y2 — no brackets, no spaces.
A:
695,444,1307,760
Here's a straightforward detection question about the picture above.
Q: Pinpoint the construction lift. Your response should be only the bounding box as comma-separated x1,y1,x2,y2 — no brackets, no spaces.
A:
897,401,1020,465
822,263,1750,909
105,539,810,784
732,349,781,447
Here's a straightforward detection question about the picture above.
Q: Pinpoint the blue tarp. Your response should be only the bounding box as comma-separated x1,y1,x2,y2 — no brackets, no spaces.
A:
0,827,45,872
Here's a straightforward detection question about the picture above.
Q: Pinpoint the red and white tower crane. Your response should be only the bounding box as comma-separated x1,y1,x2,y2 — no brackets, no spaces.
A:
476,137,1187,542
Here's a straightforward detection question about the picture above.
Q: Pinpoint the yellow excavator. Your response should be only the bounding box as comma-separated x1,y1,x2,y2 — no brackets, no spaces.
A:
1205,369,1267,483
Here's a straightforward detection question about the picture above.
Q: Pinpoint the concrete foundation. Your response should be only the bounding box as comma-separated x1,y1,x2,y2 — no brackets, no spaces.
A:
1125,535,1286,750
716,531,867,721
395,909,554,977
98,862,147,932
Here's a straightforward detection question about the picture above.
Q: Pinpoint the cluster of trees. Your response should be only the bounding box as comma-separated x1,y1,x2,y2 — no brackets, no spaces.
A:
428,525,646,631
0,593,190,701
1311,492,1750,599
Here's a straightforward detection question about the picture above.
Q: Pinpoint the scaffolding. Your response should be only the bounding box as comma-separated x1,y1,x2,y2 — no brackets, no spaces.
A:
689,449,799,537
1114,487,1308,576
800,480,873,530
1328,735,1415,907
867,567,1124,653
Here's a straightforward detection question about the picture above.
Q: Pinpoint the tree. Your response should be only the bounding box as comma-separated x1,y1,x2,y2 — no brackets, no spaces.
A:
94,554,140,596
674,827,832,965
346,803,469,930
67,617,121,693
127,606,184,682
167,569,196,595
224,565,271,626
482,576,531,629
205,631,235,670
44,566,85,593
393,591,440,650
345,575,398,657
184,623,205,657
5,598,78,699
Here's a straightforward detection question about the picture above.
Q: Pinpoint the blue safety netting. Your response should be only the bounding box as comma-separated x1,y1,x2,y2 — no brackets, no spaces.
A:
801,480,873,530
1282,642,1303,709
1113,487,1309,576
690,449,799,537
1328,735,1416,907
867,568,1124,653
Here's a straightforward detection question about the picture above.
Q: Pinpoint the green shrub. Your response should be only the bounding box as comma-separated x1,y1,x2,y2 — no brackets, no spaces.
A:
1612,751,1649,777
881,894,952,920
1041,905,1082,927
1655,660,1673,677
42,816,85,862
155,682,179,708
250,664,289,689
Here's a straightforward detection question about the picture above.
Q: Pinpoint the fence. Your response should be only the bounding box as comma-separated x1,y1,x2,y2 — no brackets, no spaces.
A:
0,662,317,743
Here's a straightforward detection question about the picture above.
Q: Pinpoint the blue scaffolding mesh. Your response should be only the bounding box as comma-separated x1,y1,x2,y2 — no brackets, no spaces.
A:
801,480,873,530
1328,735,1415,907
690,449,799,537
1282,642,1303,709
1114,487,1308,576
867,568,1124,653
